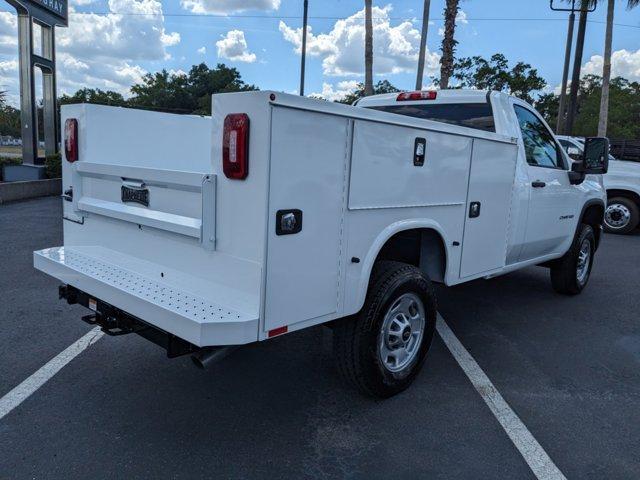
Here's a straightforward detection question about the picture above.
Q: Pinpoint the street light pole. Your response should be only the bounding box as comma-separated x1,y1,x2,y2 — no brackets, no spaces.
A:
556,9,575,134
299,0,308,96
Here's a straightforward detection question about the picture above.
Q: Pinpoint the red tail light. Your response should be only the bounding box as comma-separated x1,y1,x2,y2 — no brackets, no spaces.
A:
223,113,249,180
64,118,78,163
396,91,437,101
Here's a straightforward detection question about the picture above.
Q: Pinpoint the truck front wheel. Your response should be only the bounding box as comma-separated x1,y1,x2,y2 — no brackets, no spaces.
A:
604,197,639,234
333,261,436,398
550,223,596,295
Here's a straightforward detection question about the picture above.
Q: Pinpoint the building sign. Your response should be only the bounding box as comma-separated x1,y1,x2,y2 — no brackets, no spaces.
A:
37,0,67,20
5,0,68,26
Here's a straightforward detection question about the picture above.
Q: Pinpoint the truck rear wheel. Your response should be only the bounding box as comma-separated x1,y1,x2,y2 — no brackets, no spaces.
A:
333,261,436,398
604,197,639,234
550,224,595,295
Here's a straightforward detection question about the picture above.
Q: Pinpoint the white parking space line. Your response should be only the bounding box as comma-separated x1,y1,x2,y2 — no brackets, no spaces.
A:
436,315,567,480
0,327,104,421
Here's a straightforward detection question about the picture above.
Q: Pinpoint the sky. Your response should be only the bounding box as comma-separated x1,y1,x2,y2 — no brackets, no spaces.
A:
0,0,639,106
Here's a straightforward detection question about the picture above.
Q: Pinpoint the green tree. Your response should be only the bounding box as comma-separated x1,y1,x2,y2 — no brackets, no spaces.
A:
337,80,399,105
452,53,547,104
186,63,257,114
537,75,640,139
59,88,127,107
128,63,257,114
0,91,21,138
129,69,194,113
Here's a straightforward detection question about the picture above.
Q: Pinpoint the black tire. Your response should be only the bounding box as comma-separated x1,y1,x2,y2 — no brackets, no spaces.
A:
604,196,640,234
550,224,596,295
333,261,437,398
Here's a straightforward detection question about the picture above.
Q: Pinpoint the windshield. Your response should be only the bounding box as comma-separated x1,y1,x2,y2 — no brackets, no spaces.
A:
366,103,496,133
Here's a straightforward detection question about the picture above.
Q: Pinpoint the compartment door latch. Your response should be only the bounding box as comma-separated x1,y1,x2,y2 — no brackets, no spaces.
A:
276,209,303,235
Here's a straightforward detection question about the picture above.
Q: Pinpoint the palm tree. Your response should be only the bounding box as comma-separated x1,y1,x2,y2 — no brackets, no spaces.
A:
364,0,374,96
415,0,432,90
598,0,639,136
566,0,590,134
439,0,460,89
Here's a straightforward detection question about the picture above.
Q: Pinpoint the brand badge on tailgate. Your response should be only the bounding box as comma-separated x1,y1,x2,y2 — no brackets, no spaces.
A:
121,184,149,207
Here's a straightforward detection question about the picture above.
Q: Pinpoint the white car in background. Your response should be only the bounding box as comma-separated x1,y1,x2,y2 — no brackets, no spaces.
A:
558,135,640,234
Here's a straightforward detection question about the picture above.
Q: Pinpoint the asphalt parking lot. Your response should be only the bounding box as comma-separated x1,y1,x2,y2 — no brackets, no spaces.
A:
1,196,639,479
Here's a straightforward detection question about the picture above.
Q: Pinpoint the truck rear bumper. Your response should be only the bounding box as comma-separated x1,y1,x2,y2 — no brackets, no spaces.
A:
34,246,259,347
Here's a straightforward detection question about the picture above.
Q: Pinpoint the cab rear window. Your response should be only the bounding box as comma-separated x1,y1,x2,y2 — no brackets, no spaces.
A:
367,103,496,133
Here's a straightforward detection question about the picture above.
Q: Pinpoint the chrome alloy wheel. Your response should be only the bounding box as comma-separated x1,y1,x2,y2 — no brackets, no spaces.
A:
379,293,425,373
576,237,592,285
605,203,632,230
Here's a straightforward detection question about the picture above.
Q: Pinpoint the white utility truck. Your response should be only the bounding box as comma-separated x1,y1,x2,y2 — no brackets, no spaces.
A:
558,135,640,234
34,90,609,397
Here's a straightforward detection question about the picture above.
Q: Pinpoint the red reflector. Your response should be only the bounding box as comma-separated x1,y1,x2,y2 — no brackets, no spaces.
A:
396,91,437,101
223,113,249,180
64,118,78,163
268,325,288,338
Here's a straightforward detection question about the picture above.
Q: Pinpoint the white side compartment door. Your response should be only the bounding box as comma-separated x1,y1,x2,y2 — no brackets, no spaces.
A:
264,108,349,331
460,139,518,278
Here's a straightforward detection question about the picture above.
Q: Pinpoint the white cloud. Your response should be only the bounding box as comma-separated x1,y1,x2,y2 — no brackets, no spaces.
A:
0,12,17,56
168,68,187,77
198,46,207,55
312,80,361,101
180,0,280,14
161,31,181,47
279,5,440,77
0,0,180,99
71,0,96,5
0,59,17,74
216,30,256,63
581,49,640,82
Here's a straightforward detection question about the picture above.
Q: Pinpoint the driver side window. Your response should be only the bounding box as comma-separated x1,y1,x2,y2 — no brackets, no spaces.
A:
514,105,564,169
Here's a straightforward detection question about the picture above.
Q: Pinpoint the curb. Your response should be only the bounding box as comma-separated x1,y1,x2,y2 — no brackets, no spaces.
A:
0,178,62,204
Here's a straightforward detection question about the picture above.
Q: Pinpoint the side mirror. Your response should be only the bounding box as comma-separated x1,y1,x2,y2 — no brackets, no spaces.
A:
582,137,609,174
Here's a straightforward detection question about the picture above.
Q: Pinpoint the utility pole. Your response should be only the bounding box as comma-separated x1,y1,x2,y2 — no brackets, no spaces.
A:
415,0,431,90
556,9,575,134
299,0,308,96
597,0,614,137
566,1,590,135
364,0,373,96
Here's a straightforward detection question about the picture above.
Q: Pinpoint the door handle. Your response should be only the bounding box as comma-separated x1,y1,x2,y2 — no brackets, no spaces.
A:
531,180,546,188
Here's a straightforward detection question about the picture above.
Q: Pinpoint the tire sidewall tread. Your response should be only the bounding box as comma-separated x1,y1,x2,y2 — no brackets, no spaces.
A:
334,261,437,398
550,224,596,295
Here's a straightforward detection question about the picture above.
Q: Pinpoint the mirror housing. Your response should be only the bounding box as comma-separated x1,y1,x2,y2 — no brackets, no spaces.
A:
568,161,586,185
582,137,609,174
567,137,609,185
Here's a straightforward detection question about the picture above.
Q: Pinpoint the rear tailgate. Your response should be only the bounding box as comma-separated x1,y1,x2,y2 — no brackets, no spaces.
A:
35,103,262,346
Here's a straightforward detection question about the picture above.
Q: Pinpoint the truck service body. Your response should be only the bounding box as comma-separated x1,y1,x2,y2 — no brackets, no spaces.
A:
34,90,608,396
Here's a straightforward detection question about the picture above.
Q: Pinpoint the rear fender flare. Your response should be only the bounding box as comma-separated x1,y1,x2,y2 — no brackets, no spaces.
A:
353,219,451,313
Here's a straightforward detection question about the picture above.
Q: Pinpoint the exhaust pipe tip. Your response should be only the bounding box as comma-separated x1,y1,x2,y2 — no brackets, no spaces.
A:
190,346,238,369
190,353,207,370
